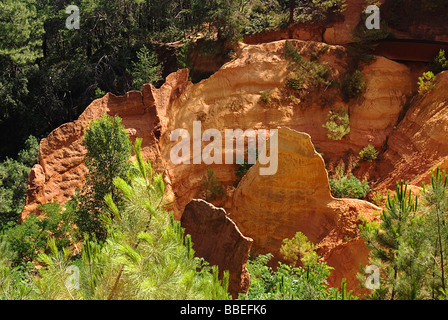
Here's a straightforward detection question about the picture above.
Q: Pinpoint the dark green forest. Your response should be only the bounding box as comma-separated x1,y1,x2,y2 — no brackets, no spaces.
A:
0,0,346,161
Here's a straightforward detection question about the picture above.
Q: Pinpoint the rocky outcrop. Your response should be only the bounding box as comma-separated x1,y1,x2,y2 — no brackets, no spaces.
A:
21,70,190,220
22,39,414,220
230,127,380,292
21,38,421,294
159,40,413,215
374,71,448,192
181,199,253,298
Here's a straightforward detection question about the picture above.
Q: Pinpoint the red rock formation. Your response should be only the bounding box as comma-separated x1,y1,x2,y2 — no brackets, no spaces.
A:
159,40,412,216
230,127,380,293
374,71,448,192
181,199,253,298
21,70,190,220
21,38,426,296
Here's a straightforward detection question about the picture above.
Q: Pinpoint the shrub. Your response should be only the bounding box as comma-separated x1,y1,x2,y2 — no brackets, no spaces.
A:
372,191,384,206
322,109,350,140
260,90,272,104
418,71,437,94
430,49,448,75
73,115,132,242
341,70,366,101
359,144,379,162
5,203,71,265
285,41,332,90
201,168,226,201
329,173,370,199
243,251,357,300
280,232,316,266
32,141,231,300
0,135,39,231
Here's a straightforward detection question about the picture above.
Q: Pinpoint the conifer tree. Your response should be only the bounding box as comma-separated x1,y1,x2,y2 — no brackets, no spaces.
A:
421,168,448,298
359,181,419,299
34,138,230,300
72,115,132,242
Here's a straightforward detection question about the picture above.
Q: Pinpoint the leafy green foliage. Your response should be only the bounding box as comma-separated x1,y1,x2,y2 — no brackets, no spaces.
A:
0,235,35,299
241,0,288,36
243,251,356,300
359,171,448,300
359,180,421,299
4,203,72,265
0,136,39,231
341,70,366,101
129,45,162,90
0,0,43,65
322,109,350,141
280,232,316,266
73,115,132,241
201,168,226,201
285,41,332,91
359,144,379,162
329,169,370,199
32,139,231,300
243,253,333,300
260,90,272,104
418,71,437,94
294,0,346,24
430,50,448,75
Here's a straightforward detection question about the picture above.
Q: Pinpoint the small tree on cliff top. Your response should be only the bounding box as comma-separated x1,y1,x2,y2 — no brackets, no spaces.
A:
73,115,132,242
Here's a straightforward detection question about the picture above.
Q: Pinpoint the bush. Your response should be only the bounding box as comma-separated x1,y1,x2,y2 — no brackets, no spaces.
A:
430,50,448,75
201,168,226,201
280,232,316,266
322,109,350,140
260,90,272,104
418,71,437,94
341,70,366,101
329,173,370,199
284,41,332,90
73,115,132,242
359,144,379,162
5,203,72,265
0,136,39,231
243,251,357,300
23,141,231,300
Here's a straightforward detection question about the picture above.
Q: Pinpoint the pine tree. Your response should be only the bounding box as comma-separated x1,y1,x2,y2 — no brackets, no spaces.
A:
422,167,448,298
34,138,231,300
359,180,419,299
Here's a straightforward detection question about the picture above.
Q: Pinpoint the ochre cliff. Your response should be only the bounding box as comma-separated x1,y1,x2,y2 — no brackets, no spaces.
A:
22,70,190,220
159,40,413,215
374,71,448,192
230,127,379,292
21,36,445,295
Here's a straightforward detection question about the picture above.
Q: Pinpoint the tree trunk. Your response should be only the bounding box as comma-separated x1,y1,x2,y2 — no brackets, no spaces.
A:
289,0,295,25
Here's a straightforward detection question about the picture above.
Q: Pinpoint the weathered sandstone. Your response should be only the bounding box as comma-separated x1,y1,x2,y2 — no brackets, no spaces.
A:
21,38,419,293
181,199,253,298
230,127,380,292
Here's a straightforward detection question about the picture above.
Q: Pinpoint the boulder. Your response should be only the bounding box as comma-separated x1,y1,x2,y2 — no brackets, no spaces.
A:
230,127,380,292
181,199,253,298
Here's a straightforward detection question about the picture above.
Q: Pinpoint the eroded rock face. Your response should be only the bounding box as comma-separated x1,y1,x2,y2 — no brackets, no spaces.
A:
21,70,190,220
230,127,379,292
159,40,412,215
21,38,420,295
374,71,448,192
181,199,253,298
